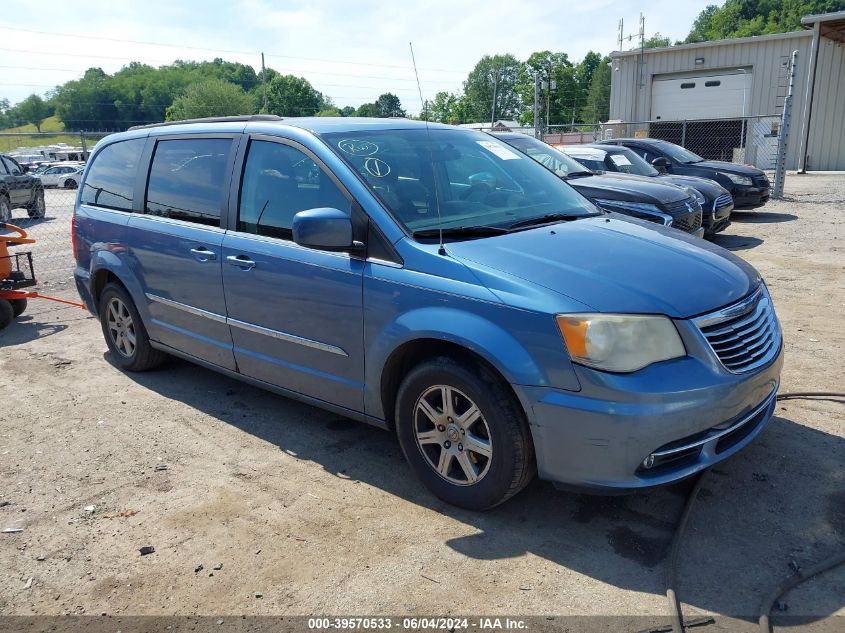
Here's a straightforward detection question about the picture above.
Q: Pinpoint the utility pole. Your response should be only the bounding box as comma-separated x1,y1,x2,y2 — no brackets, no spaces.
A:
260,52,268,113
533,73,540,138
490,69,498,129
618,18,624,51
546,62,551,133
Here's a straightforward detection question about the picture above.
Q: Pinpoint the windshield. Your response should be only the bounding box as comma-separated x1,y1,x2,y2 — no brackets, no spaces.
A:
658,142,704,164
492,134,593,178
603,147,659,176
323,129,598,236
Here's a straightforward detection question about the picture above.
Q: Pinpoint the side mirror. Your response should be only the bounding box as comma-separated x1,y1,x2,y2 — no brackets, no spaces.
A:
20,165,29,173
292,208,355,251
651,156,670,172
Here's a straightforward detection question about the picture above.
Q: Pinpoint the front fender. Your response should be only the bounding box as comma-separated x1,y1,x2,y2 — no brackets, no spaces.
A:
364,306,580,420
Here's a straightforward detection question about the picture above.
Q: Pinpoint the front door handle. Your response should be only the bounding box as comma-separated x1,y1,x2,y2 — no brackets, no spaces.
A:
190,247,217,262
226,254,256,270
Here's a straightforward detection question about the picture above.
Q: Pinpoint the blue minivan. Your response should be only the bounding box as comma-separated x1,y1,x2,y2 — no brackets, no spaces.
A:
73,116,783,510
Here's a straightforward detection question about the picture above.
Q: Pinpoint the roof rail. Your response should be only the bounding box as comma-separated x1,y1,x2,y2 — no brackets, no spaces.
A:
128,114,283,131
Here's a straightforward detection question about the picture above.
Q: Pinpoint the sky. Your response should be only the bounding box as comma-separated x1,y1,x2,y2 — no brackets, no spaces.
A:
1,0,715,115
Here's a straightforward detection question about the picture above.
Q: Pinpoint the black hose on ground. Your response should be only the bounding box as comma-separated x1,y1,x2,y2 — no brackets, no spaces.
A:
775,391,845,400
663,391,845,633
665,472,708,633
758,550,845,633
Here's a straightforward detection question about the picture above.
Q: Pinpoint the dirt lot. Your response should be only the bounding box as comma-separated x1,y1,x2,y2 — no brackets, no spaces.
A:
1,174,843,629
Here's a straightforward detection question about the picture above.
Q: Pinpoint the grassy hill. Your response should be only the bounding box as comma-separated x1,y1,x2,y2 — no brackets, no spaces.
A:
0,116,97,153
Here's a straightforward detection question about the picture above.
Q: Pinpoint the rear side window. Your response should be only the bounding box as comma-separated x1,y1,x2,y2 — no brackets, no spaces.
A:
145,138,232,227
2,156,22,175
81,138,145,211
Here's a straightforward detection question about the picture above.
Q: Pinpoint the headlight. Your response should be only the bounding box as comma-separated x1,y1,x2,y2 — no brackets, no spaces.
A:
593,199,673,226
719,172,753,186
556,313,686,372
685,186,705,205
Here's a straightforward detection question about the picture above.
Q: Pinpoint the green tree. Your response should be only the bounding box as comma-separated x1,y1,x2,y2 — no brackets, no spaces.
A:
16,94,50,132
643,33,672,48
581,57,612,123
165,78,254,120
340,105,356,117
685,0,845,43
462,54,522,123
264,74,323,116
315,106,342,117
375,92,406,117
355,102,380,117
428,91,461,123
516,51,572,126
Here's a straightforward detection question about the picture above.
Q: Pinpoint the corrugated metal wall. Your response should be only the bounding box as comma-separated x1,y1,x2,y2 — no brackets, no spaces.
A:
805,37,845,170
610,31,845,170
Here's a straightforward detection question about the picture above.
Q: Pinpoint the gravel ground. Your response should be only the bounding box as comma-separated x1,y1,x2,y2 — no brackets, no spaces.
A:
0,174,843,630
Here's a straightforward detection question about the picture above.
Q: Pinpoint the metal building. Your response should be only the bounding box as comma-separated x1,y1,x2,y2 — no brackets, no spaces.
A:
609,11,845,171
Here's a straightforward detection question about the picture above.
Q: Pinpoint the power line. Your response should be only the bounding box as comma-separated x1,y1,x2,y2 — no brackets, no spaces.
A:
0,25,468,75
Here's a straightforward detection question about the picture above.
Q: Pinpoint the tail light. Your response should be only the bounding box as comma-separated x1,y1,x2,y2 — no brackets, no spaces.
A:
71,214,77,260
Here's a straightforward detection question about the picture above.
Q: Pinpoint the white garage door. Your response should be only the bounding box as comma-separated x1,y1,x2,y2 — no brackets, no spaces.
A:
651,71,752,120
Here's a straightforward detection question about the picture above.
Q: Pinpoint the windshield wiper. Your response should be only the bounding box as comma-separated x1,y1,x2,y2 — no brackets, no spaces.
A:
412,226,510,239
507,213,583,230
565,170,594,178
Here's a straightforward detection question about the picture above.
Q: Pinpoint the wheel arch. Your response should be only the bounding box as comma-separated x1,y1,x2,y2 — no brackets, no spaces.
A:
88,254,146,319
369,307,548,428
380,338,531,431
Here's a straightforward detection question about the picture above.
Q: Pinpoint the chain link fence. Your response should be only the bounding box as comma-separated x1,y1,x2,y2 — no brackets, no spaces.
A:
2,132,109,288
543,115,783,172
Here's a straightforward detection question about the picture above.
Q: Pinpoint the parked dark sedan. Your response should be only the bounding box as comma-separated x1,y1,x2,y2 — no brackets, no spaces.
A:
601,138,770,209
0,154,45,221
491,133,704,237
560,144,733,237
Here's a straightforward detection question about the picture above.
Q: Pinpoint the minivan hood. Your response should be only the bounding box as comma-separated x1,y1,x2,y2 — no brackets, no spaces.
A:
690,160,764,176
449,216,761,318
569,173,689,205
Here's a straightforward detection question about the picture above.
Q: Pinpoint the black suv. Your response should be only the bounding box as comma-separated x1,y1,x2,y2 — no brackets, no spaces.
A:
0,154,45,221
602,138,770,209
491,133,704,237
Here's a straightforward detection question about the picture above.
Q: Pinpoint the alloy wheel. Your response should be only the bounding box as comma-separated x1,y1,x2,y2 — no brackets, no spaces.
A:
106,297,136,358
413,385,493,485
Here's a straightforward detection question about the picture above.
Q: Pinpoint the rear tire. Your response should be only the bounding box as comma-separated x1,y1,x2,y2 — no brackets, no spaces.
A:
0,196,10,222
10,298,27,318
394,356,535,510
0,299,13,330
98,283,166,371
27,189,45,219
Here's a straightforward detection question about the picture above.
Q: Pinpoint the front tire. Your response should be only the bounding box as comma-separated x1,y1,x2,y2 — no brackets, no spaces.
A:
63,179,78,190
98,283,166,371
395,357,535,510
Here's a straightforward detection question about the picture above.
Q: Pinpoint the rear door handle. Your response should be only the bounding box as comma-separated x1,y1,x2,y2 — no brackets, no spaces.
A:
190,247,217,262
226,254,256,270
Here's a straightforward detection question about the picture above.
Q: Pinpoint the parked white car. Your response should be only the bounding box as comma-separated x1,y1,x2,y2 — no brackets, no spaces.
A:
36,164,85,189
